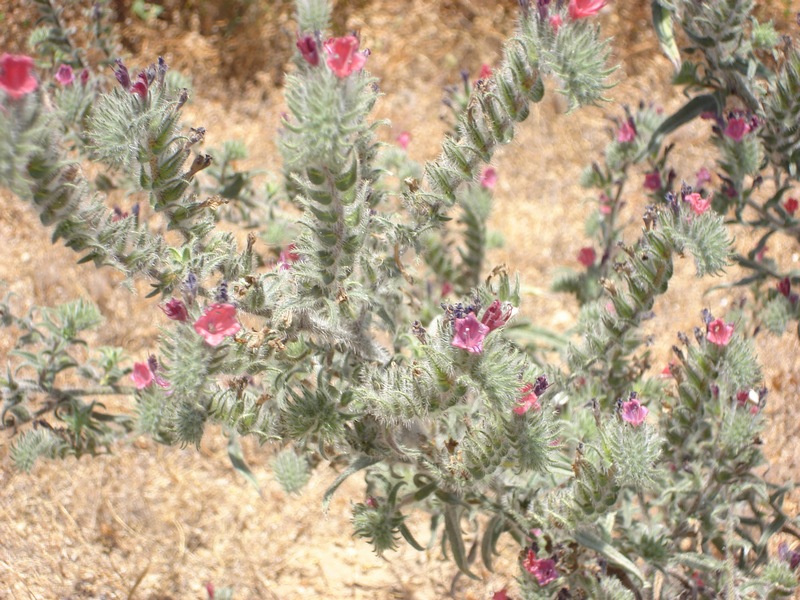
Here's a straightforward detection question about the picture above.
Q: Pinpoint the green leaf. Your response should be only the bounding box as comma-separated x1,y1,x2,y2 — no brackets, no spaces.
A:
444,505,480,580
399,522,426,551
322,455,380,512
651,1,681,71
227,431,261,495
574,528,647,587
642,94,720,158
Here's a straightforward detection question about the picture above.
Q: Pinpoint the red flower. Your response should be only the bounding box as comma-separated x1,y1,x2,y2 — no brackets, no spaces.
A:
778,277,791,298
568,0,607,20
451,313,489,354
643,171,662,191
131,361,154,389
617,119,636,143
0,54,38,99
784,197,798,216
549,14,564,32
279,243,301,270
130,72,148,99
577,246,596,267
478,63,493,80
324,36,367,78
480,167,498,190
513,383,541,415
724,117,750,142
160,298,189,321
685,192,711,215
54,64,74,86
194,303,241,346
296,34,319,66
707,318,734,346
481,300,514,331
492,590,508,600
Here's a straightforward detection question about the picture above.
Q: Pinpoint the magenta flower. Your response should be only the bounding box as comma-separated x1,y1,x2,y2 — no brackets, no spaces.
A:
784,197,798,216
778,277,791,298
707,318,734,346
695,167,711,188
279,243,301,270
523,549,559,586
80,68,90,86
131,361,154,389
396,131,411,150
194,303,241,346
130,72,148,99
324,36,367,78
643,171,662,191
617,119,636,143
480,300,513,331
492,590,508,600
160,298,189,322
54,64,74,86
480,167,498,190
549,14,564,31
685,192,711,215
296,33,319,66
0,54,38,99
568,0,607,20
577,246,596,267
451,313,489,354
724,117,750,141
479,63,492,80
513,383,541,415
621,397,648,426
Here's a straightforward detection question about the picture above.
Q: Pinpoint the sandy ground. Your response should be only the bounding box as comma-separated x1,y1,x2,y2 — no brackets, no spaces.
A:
1,0,800,598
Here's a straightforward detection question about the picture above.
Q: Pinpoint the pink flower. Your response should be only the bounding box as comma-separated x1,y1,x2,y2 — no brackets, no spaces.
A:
0,54,38,99
549,14,564,32
479,63,493,80
643,171,662,191
296,33,319,66
492,590,508,600
54,64,74,86
194,303,241,346
617,119,636,143
160,298,188,322
621,397,648,426
784,197,798,216
131,361,154,389
707,318,734,346
523,549,559,586
279,243,301,270
396,131,411,150
577,246,596,267
724,117,750,141
451,313,489,354
695,167,712,188
599,193,612,215
685,192,711,215
513,383,541,415
660,363,674,378
480,167,498,190
324,36,367,78
568,0,607,20
481,300,513,331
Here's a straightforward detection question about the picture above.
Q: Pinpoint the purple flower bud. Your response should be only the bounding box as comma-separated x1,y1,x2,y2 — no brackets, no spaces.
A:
160,298,189,321
296,34,319,66
114,58,130,89
131,72,148,99
80,68,89,86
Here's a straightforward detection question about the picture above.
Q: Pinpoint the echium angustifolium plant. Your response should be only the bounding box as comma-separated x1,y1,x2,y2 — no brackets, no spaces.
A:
1,0,799,597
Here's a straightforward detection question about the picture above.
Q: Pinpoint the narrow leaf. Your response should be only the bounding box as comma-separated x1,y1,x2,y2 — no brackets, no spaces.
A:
322,455,380,512
574,528,646,586
227,431,261,495
643,94,720,158
651,1,681,71
444,505,480,580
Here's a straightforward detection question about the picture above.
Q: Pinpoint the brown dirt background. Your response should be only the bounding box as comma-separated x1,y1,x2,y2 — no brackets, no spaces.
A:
1,0,800,598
